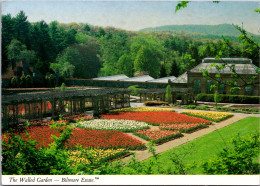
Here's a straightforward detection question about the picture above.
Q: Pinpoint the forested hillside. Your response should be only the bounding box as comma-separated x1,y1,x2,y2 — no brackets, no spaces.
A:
2,11,259,87
140,24,257,37
141,24,260,43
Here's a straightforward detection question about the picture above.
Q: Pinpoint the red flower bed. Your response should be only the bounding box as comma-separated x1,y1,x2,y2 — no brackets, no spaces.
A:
101,111,211,126
160,123,208,133
2,126,61,149
2,126,145,150
63,114,93,122
134,129,183,144
67,128,145,150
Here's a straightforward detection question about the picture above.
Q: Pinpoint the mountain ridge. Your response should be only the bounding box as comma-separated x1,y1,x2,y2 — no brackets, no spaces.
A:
140,24,259,37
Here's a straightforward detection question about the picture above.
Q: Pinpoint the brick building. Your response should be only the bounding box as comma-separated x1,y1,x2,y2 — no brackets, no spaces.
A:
185,58,259,96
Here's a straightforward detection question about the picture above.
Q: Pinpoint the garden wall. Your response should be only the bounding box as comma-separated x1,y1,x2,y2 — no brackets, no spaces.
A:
65,78,188,89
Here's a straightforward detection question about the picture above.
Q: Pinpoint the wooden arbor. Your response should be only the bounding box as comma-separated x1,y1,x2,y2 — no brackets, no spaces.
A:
138,87,194,104
2,88,131,127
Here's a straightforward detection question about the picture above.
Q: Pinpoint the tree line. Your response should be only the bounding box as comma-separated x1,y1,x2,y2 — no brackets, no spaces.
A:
2,11,259,87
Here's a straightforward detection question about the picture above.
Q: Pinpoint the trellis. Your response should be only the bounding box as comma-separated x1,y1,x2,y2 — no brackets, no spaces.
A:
2,88,131,127
138,87,194,104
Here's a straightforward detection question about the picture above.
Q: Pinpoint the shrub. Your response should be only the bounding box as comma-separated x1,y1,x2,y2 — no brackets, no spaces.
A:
196,106,210,110
10,77,18,88
184,105,197,109
214,91,219,106
214,106,237,112
20,75,26,88
127,85,144,96
60,83,66,91
196,93,260,104
45,74,56,88
203,132,260,174
144,101,168,106
165,85,172,103
25,75,33,88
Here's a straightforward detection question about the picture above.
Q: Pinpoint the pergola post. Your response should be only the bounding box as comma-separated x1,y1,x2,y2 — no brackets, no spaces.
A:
51,100,55,118
121,93,124,108
2,104,8,127
28,103,31,121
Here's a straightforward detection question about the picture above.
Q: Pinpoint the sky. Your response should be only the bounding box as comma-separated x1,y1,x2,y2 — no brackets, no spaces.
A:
2,1,260,34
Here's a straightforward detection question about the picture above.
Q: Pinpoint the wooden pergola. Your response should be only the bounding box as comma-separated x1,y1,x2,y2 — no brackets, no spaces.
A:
2,88,131,126
138,87,194,104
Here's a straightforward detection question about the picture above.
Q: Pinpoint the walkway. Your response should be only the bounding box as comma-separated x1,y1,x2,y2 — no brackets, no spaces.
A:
122,105,259,163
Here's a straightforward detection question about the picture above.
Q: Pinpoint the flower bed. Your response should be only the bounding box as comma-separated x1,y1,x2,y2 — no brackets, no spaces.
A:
63,114,93,122
133,129,183,144
2,126,145,150
101,111,211,126
67,128,145,150
77,119,149,132
182,111,233,122
2,126,61,149
160,123,208,133
68,148,129,166
110,107,175,113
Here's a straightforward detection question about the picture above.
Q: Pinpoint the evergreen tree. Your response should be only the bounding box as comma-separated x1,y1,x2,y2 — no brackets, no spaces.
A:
13,11,31,49
159,64,167,78
170,60,180,77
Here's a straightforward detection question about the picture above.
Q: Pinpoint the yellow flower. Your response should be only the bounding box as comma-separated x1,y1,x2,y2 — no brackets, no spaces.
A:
182,111,233,121
110,107,174,112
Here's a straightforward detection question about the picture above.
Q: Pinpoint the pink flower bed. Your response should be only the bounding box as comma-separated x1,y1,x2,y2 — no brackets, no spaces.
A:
160,123,208,133
133,129,183,144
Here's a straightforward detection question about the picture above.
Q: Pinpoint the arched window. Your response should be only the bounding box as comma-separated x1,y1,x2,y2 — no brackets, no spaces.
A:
231,81,240,95
193,80,201,95
219,81,226,94
244,85,253,96
206,80,214,94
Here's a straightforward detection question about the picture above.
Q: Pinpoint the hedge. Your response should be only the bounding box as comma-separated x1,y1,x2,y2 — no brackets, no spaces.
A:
144,101,168,106
195,93,260,104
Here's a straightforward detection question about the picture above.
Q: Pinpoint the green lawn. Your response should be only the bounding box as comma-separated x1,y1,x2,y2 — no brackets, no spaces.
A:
143,117,260,174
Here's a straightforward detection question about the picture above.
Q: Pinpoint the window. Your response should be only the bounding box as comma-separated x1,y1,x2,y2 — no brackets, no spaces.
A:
206,80,214,94
219,81,226,94
193,80,201,94
244,85,253,96
230,81,240,95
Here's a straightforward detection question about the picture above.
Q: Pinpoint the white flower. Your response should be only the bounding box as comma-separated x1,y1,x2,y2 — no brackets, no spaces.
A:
77,119,149,131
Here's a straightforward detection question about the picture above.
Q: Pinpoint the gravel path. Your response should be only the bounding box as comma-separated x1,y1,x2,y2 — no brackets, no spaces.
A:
122,105,259,163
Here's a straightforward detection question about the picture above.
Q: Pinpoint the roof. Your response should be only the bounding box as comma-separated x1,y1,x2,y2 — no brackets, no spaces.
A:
190,58,258,74
92,74,129,81
138,88,192,94
119,75,154,82
172,72,188,83
2,88,131,104
147,76,176,83
203,58,252,64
